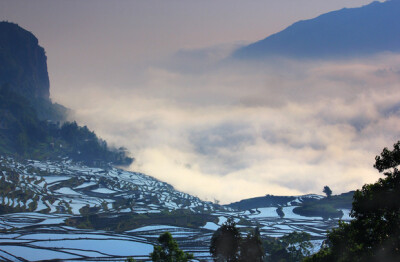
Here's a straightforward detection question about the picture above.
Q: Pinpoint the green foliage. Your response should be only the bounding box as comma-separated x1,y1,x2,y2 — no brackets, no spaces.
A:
306,141,400,261
0,164,38,214
239,227,264,262
264,237,290,262
292,191,354,219
263,231,313,262
281,231,312,261
210,218,241,261
0,22,132,166
66,210,216,232
30,97,68,122
228,195,296,211
276,206,285,218
0,85,133,166
323,186,332,198
210,220,265,262
293,203,343,219
0,84,47,154
373,141,400,172
263,231,312,262
150,232,193,261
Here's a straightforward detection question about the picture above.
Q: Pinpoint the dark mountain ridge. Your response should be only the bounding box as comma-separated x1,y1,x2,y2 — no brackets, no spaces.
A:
0,21,67,121
0,22,132,166
0,21,49,100
233,0,400,59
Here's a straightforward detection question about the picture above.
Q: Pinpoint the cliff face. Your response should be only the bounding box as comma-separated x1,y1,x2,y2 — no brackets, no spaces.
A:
0,21,50,100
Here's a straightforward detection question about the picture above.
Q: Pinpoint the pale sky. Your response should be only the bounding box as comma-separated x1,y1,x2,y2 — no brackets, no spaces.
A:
0,0,381,80
1,0,396,204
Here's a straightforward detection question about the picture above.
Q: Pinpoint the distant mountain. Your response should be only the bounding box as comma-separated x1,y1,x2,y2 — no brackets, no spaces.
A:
233,0,400,59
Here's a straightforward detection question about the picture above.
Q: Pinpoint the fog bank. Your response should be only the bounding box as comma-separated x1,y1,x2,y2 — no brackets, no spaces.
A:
57,53,400,203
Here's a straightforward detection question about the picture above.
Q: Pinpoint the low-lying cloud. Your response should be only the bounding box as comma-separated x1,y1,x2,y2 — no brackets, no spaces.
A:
55,51,400,204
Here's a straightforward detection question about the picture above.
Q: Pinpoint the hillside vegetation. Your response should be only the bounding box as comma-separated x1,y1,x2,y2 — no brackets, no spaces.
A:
293,191,354,219
306,142,400,261
0,85,133,166
0,21,132,166
227,195,296,210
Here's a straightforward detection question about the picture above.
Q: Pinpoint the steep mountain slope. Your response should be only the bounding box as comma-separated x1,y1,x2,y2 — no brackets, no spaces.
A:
0,21,66,120
0,23,132,165
0,22,49,100
0,86,133,165
233,0,400,59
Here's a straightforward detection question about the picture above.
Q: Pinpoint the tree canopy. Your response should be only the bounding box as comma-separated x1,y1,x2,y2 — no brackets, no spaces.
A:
150,232,193,262
323,186,332,198
210,219,265,262
263,231,312,262
210,218,241,261
239,227,264,262
0,85,133,166
305,141,400,262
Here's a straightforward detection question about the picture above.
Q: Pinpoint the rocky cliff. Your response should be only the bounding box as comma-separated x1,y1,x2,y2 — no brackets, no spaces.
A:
0,21,50,100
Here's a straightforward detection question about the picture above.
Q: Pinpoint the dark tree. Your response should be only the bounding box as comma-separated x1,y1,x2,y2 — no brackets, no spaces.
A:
210,218,241,262
323,186,332,198
281,231,313,261
263,231,312,262
305,141,400,262
150,232,193,262
276,206,285,218
263,237,290,262
239,227,264,262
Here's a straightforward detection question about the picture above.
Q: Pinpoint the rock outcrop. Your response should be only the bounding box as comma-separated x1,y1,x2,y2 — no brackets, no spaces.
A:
0,21,50,100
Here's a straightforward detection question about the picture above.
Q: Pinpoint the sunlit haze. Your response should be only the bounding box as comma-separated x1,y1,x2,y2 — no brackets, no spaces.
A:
1,0,395,204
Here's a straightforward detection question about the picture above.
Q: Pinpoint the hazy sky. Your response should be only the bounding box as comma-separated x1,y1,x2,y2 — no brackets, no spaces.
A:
1,0,397,203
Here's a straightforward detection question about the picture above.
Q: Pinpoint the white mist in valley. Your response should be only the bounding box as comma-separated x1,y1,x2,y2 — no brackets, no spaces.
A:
55,52,400,204
1,0,389,204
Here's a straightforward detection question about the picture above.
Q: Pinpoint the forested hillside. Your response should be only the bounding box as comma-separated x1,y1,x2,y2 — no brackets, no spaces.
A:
0,85,133,165
0,21,132,166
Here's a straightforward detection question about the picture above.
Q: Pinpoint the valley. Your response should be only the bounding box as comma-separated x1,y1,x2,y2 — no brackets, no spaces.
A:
0,157,351,261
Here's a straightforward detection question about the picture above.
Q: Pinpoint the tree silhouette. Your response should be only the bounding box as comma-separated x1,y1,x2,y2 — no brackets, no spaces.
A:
323,186,332,198
210,218,241,261
281,231,313,261
150,232,193,261
306,141,400,261
239,227,264,262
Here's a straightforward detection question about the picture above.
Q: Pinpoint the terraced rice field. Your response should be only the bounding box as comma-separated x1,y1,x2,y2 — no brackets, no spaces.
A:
0,157,351,261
